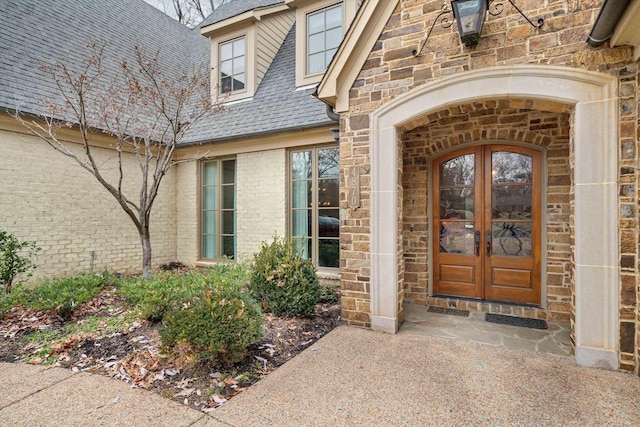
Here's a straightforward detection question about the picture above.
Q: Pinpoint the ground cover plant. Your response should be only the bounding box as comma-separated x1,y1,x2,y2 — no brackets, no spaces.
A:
0,260,340,411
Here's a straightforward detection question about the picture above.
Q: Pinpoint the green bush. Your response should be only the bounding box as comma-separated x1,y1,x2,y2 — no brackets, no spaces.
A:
6,272,108,318
249,237,320,317
118,263,251,322
160,286,263,364
0,230,40,295
117,270,211,321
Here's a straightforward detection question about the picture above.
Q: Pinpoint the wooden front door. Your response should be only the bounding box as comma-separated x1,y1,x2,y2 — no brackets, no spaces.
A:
433,145,541,305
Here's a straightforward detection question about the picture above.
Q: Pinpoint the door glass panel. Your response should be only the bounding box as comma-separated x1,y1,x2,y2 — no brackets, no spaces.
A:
492,185,532,219
439,154,474,186
440,221,474,254
492,152,532,184
439,188,474,219
492,222,532,257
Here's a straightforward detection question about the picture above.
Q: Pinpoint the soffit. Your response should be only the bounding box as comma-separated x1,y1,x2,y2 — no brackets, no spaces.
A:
611,0,640,60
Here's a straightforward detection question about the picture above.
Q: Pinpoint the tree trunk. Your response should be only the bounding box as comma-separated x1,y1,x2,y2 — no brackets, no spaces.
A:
140,229,153,280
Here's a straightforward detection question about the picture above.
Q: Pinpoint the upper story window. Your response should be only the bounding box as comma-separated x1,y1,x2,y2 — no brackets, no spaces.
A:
306,3,343,75
219,36,246,95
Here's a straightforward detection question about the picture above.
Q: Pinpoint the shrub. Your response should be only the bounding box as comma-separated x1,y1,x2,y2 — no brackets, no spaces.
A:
7,272,108,318
117,270,210,321
160,286,263,364
249,237,320,317
118,263,251,322
0,230,40,295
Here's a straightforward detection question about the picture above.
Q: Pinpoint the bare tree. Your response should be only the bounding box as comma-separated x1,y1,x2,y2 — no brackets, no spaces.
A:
150,0,233,27
15,42,217,279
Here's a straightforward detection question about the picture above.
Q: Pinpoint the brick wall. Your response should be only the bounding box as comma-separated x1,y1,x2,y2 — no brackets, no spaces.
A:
236,149,287,260
176,160,199,265
339,0,639,372
0,129,177,278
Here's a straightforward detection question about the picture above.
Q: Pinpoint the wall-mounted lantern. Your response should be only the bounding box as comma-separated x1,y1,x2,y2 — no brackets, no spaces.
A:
413,0,544,56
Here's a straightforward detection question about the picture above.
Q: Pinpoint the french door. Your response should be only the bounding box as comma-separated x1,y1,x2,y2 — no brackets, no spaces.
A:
433,145,541,304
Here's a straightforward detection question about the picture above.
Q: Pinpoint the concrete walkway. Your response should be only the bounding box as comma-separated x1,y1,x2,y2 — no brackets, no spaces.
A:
2,326,640,426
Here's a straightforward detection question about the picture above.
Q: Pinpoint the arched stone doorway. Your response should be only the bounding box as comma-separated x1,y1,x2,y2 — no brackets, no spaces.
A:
369,65,619,369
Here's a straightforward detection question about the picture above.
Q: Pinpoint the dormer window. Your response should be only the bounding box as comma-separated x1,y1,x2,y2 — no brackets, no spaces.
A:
307,3,343,75
219,36,246,95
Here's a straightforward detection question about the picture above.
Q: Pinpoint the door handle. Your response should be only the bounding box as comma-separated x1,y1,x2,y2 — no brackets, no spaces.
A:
486,230,491,257
474,230,481,256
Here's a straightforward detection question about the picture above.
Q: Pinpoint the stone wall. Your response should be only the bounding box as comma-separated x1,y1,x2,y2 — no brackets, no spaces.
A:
339,0,639,373
401,103,572,322
0,128,177,278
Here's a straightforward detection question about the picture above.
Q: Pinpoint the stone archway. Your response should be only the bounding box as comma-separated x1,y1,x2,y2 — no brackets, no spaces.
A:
369,65,619,370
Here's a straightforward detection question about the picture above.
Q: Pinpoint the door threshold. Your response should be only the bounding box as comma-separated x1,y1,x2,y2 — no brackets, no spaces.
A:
426,295,546,320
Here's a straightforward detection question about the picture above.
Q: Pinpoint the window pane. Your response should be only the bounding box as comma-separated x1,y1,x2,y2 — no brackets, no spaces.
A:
308,52,324,74
492,185,532,220
308,32,324,54
292,151,312,179
326,27,342,49
440,154,474,186
308,11,324,34
318,209,339,237
233,56,245,74
220,42,232,60
318,178,339,207
222,160,236,184
292,238,311,260
233,37,245,56
293,209,312,237
203,186,217,210
440,221,474,254
203,210,217,234
325,49,337,67
222,211,235,234
292,181,312,208
222,185,235,209
492,222,532,257
318,148,339,177
220,76,232,94
203,162,218,185
202,235,217,259
439,188,474,219
325,5,342,29
318,239,339,268
492,152,532,184
222,236,235,259
220,59,232,77
233,74,245,91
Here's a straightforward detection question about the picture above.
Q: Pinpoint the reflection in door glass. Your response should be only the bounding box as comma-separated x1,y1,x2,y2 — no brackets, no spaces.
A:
440,221,475,254
491,185,532,219
440,154,474,186
492,152,532,183
440,188,474,219
492,222,532,257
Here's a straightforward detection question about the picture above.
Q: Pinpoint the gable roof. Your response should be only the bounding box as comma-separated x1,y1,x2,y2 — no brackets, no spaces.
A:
199,0,284,28
0,0,332,145
0,0,207,120
184,23,333,145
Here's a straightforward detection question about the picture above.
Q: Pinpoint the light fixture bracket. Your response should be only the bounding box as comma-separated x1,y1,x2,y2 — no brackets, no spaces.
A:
412,0,544,57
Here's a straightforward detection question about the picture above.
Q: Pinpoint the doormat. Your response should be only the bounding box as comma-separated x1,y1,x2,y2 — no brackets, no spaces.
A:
427,306,470,317
485,313,548,329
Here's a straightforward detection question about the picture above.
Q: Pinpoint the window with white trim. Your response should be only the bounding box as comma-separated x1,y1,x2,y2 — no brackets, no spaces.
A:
219,36,246,95
201,159,236,259
306,3,343,75
290,146,339,268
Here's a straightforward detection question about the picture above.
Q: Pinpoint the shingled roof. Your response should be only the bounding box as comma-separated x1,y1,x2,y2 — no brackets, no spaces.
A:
0,0,331,145
199,0,284,28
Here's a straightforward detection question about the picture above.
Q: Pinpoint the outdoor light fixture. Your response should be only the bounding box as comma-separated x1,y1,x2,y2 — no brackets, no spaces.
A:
413,0,544,56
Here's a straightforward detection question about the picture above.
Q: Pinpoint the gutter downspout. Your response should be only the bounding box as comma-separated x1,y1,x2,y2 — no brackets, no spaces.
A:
326,105,340,142
587,0,631,46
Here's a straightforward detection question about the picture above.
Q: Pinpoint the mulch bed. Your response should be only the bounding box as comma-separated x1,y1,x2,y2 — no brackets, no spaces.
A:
0,286,341,412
